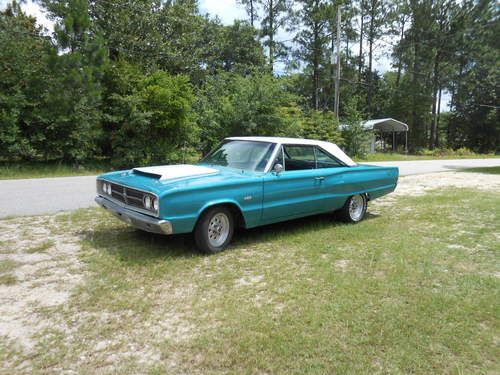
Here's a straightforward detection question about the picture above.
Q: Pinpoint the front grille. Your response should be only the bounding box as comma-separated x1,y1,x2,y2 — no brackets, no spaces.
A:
98,179,159,216
109,182,145,207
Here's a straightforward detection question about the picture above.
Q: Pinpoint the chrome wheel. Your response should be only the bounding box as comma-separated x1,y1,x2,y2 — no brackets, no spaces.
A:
348,195,365,221
208,212,230,247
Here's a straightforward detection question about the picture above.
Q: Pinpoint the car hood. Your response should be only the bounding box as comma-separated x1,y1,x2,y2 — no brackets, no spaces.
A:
132,164,219,181
98,164,261,197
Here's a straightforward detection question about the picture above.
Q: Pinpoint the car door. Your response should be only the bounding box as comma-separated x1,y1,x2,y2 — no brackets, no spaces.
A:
262,144,328,220
313,146,352,211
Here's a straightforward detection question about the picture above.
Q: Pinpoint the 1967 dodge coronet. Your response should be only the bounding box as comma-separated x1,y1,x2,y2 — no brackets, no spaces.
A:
95,137,398,253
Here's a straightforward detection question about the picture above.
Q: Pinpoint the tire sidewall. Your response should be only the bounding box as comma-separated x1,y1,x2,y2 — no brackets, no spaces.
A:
195,206,234,254
336,194,367,223
348,194,367,222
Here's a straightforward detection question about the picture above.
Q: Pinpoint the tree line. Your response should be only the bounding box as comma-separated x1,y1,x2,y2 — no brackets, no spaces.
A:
0,0,498,167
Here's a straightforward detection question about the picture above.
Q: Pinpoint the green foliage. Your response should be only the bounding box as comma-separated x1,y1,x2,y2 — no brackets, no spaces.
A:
102,62,196,167
341,96,372,158
0,3,53,159
301,110,342,144
415,147,477,158
0,0,498,168
195,72,304,153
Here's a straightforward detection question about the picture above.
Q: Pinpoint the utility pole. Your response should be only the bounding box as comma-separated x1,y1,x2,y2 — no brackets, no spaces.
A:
334,5,341,120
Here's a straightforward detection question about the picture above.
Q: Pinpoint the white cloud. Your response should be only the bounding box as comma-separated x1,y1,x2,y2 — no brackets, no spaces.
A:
0,0,54,32
199,0,246,25
24,1,53,32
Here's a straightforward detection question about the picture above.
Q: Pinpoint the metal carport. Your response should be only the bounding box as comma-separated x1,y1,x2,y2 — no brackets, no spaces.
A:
362,118,409,153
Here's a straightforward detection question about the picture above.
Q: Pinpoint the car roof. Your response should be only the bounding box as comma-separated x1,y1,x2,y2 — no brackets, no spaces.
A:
225,136,357,166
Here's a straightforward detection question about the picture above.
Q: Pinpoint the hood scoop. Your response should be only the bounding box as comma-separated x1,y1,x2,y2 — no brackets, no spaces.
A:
132,164,218,181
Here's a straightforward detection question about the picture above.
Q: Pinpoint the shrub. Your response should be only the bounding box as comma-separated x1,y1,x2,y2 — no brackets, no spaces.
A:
102,63,197,168
300,110,342,145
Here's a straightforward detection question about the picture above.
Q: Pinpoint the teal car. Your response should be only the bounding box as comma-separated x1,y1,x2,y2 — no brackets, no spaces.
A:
95,137,398,253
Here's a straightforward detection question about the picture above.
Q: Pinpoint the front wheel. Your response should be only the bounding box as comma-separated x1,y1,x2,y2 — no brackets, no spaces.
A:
194,206,234,254
337,194,367,223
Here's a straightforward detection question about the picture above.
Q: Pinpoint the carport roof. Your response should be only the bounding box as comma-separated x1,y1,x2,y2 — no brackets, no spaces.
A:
362,118,408,132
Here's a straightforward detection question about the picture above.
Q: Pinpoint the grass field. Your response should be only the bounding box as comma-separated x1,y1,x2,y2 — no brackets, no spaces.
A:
355,152,498,162
1,185,498,374
458,166,500,174
0,161,106,180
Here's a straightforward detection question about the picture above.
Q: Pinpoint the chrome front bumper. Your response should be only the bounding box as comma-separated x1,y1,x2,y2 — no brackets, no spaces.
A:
95,196,173,235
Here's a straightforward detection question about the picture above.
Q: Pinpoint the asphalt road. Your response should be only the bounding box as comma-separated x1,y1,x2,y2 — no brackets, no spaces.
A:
1,158,499,218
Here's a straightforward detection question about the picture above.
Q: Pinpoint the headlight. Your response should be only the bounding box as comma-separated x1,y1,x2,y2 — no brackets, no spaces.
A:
152,197,159,211
106,183,112,195
102,182,108,194
143,195,152,209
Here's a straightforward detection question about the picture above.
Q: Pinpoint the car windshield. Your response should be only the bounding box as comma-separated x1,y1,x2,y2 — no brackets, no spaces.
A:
199,140,275,172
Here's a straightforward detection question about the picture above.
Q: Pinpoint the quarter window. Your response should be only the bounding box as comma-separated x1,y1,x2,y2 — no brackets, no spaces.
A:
314,147,343,168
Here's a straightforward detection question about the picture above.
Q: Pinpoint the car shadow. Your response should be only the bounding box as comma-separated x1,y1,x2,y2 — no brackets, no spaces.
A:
82,211,380,262
81,226,199,263
236,211,380,244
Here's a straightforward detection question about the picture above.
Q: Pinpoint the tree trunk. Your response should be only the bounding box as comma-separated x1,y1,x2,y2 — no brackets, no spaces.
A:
411,28,422,149
331,35,335,111
367,2,375,116
250,0,254,27
268,0,274,73
358,1,364,82
312,20,320,110
430,87,437,149
430,52,440,149
395,18,406,87
436,87,442,148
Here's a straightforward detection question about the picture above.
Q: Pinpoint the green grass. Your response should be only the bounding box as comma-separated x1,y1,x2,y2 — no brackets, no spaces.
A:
458,166,500,175
1,188,499,374
355,152,498,162
0,259,19,274
0,160,108,180
25,240,55,254
0,259,19,285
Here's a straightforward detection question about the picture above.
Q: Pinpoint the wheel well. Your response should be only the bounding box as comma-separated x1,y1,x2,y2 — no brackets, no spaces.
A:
198,203,246,229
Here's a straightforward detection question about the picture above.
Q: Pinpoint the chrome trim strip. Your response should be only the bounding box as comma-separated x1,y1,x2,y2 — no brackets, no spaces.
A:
97,178,160,218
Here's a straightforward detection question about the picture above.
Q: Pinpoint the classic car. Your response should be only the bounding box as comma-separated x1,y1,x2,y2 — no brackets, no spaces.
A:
95,137,399,253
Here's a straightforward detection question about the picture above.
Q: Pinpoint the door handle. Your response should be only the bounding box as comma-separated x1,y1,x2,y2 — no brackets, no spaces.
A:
314,176,325,181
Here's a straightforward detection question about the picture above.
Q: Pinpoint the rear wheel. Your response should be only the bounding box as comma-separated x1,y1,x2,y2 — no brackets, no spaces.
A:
337,194,367,223
194,206,234,254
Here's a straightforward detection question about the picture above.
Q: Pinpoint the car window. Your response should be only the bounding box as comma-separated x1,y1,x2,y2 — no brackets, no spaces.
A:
200,140,275,171
315,147,343,168
283,145,316,171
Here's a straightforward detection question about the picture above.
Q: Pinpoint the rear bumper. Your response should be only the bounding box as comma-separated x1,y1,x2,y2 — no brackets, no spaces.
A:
95,196,173,235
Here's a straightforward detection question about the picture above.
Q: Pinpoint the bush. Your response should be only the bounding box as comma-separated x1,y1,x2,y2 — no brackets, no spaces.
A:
194,72,305,154
342,122,372,158
102,63,197,168
301,110,342,144
415,147,477,157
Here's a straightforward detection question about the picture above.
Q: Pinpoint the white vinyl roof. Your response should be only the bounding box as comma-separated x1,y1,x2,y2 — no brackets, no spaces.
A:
362,118,408,132
226,136,357,166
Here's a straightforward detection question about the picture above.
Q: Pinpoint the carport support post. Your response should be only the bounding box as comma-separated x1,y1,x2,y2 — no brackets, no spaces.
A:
405,131,408,154
392,131,395,152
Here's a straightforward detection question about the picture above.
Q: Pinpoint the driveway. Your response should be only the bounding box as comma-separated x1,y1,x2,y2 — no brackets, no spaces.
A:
1,158,499,218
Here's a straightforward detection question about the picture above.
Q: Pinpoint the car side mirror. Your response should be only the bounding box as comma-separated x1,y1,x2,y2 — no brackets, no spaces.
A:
273,163,283,175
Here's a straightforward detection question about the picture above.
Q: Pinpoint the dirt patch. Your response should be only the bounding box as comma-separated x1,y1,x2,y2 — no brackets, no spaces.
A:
0,215,83,355
373,171,500,207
